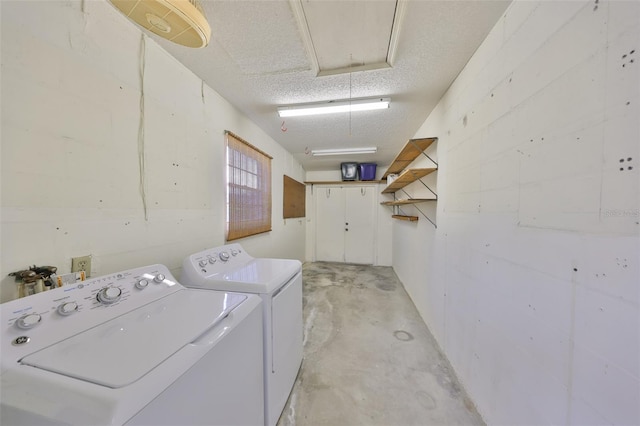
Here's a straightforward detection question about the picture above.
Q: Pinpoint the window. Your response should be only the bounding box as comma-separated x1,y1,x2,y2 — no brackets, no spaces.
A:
225,131,272,241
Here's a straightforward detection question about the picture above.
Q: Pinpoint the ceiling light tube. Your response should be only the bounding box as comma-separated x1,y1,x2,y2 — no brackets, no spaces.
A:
278,97,390,118
311,147,377,156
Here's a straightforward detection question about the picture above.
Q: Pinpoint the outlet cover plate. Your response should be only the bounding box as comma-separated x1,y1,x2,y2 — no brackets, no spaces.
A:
71,255,92,275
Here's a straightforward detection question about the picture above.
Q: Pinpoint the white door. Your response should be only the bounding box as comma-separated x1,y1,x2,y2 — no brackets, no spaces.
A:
315,186,376,264
315,186,346,262
344,186,375,264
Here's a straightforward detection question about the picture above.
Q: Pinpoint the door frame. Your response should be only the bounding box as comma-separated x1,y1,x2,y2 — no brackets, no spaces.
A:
311,183,379,264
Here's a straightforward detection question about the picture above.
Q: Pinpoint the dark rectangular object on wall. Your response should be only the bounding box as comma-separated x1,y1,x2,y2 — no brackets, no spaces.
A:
283,175,305,218
341,162,358,181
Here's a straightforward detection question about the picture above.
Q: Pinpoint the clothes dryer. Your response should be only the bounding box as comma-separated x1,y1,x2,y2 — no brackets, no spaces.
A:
182,244,302,426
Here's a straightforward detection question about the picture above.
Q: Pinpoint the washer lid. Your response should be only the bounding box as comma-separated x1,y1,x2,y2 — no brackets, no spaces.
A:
19,289,246,388
196,258,301,293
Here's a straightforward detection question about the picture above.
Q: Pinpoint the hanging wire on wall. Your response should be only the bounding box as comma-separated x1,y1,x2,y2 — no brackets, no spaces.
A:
349,55,353,137
138,34,148,221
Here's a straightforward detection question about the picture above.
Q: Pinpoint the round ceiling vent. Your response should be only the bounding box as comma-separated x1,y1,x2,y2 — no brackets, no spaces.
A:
109,0,211,48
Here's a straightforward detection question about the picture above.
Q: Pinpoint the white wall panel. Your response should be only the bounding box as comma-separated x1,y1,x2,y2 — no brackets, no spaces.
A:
580,236,639,304
0,0,305,302
574,284,639,378
393,1,640,424
571,340,640,425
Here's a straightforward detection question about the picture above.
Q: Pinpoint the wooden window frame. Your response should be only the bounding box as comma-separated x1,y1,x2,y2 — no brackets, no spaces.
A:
225,131,272,241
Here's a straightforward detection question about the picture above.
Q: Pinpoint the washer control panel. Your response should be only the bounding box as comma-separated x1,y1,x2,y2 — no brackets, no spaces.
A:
184,243,252,278
1,264,183,357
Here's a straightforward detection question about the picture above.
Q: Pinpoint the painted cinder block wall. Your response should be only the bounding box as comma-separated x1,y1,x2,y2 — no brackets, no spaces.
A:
0,1,305,302
393,1,639,424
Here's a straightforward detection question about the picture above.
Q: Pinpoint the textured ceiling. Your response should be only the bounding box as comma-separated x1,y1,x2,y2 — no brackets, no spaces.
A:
155,0,511,172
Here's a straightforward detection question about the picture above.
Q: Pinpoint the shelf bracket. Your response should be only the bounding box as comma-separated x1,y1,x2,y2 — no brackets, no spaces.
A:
396,191,437,228
409,139,438,167
414,204,437,228
417,180,438,199
399,186,438,202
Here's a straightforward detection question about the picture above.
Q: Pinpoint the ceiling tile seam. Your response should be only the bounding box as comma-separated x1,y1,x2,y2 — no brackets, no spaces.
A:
288,0,320,77
316,62,391,78
387,0,408,67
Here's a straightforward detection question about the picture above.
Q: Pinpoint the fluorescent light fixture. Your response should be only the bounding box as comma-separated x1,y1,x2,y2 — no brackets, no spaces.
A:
278,97,390,117
311,147,377,156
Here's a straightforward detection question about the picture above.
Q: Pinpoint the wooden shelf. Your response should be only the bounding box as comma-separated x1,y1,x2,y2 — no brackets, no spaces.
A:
382,137,437,179
381,199,435,206
381,168,437,194
392,215,419,222
304,180,384,185
381,137,438,228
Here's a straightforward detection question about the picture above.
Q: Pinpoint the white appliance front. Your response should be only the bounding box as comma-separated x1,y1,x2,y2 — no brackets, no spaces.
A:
1,265,264,426
182,244,303,426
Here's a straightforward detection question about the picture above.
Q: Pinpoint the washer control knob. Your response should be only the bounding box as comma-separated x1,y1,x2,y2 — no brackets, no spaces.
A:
135,279,149,289
208,257,216,264
16,313,42,329
57,302,79,316
231,249,239,256
219,252,230,262
97,287,122,304
153,274,165,283
198,260,208,268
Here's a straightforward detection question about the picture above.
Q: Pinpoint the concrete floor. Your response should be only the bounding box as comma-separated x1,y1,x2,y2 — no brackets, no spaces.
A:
278,262,484,426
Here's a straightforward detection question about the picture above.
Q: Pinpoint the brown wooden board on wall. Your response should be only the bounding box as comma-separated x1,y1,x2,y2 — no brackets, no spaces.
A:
283,175,305,218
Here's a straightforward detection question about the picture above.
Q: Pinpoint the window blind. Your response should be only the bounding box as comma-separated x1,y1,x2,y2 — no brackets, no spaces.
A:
225,131,272,241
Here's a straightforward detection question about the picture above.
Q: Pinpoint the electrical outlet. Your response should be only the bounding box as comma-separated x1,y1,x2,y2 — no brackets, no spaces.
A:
71,255,92,276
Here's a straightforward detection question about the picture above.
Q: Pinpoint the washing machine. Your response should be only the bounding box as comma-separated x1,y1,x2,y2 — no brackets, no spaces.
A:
1,264,264,425
182,243,303,426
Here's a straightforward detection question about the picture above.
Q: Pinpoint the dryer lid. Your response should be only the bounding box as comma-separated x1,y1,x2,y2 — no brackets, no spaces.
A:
19,289,246,388
193,258,301,293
